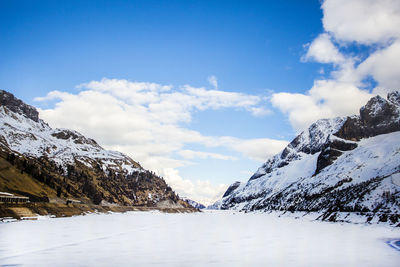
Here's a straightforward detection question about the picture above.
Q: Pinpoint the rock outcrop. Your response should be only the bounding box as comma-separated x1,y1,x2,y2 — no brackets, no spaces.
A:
0,90,39,122
335,92,400,141
222,181,241,197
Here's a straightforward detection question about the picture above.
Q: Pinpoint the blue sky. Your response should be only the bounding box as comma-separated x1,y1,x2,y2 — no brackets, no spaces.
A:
1,0,399,204
1,0,321,103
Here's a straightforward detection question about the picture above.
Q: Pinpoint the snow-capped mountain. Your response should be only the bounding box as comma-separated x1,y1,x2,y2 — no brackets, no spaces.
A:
0,90,190,208
0,91,140,175
182,198,206,209
214,91,400,225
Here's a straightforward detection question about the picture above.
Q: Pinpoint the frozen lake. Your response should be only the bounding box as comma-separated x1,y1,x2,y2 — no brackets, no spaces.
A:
0,210,399,266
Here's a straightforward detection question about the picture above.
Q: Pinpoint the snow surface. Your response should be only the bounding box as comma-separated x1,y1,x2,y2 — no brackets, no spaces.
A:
0,211,399,266
392,173,400,187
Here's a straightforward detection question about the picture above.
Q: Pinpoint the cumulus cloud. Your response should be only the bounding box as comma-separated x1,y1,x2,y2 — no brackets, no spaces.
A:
36,78,285,204
271,81,371,132
302,33,346,64
271,0,400,132
357,41,400,91
322,0,400,44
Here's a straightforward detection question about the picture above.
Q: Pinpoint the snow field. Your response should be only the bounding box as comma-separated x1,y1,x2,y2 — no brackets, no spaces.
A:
0,210,399,266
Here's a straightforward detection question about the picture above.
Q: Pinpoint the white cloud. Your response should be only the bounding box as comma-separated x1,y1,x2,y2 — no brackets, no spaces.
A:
216,137,288,162
36,78,283,204
249,106,272,117
302,33,346,64
78,79,173,93
34,90,74,102
322,0,400,44
357,40,400,91
183,85,263,111
208,75,218,89
178,150,237,161
271,0,400,132
162,168,227,206
271,81,372,132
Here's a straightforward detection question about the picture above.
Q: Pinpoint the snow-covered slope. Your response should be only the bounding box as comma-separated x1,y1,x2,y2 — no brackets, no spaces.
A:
248,117,346,182
216,91,400,225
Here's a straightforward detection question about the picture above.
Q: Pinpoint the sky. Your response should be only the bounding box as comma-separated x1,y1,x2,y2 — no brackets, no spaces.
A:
1,0,400,205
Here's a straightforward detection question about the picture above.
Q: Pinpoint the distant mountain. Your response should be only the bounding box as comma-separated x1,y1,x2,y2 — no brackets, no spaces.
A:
213,91,400,225
183,198,206,209
0,90,191,208
207,181,242,209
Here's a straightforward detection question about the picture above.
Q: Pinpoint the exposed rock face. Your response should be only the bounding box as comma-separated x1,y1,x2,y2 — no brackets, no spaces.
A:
0,90,39,122
335,93,400,141
51,129,100,147
0,90,191,209
222,181,241,197
215,91,400,225
388,91,400,106
315,137,358,175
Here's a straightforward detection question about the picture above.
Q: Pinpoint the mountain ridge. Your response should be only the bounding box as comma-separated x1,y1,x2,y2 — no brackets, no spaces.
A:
0,90,191,209
212,91,400,225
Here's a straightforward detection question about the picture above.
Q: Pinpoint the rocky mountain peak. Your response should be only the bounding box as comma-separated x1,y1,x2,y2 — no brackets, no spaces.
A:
360,94,399,125
388,91,400,106
0,90,39,122
249,117,345,181
288,117,346,155
336,91,400,140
